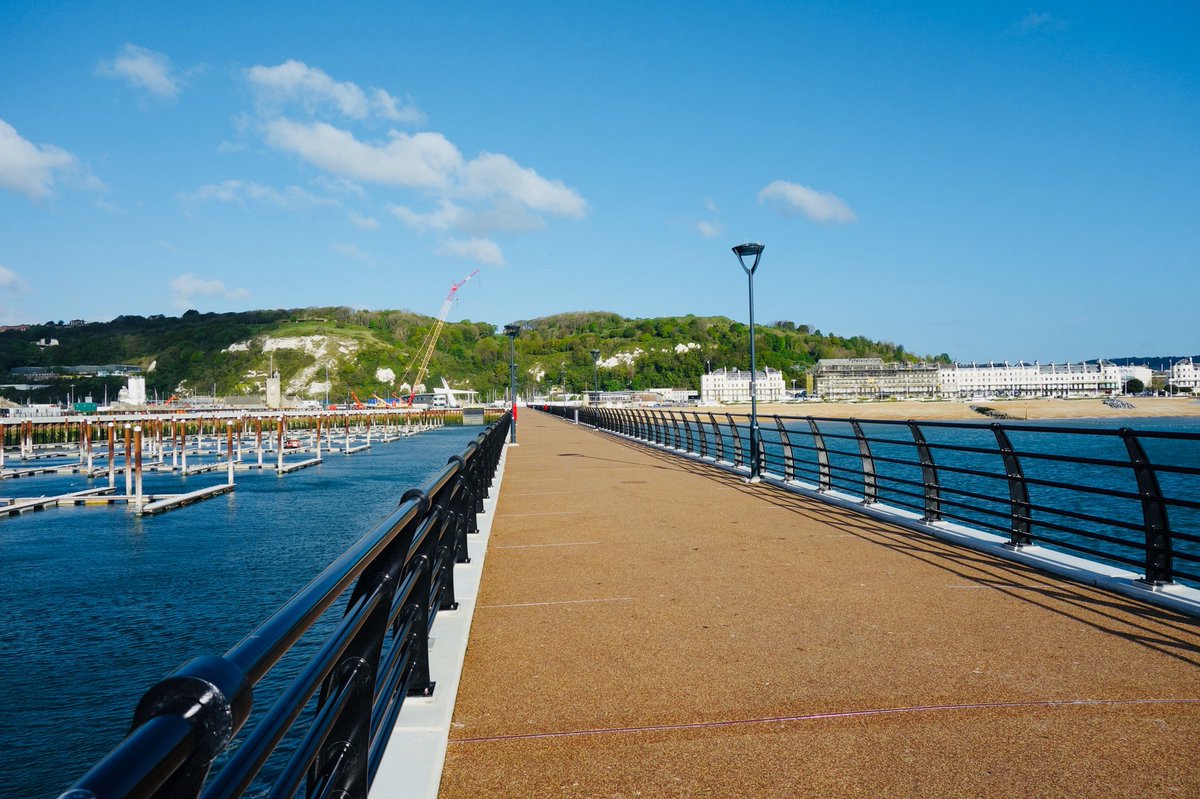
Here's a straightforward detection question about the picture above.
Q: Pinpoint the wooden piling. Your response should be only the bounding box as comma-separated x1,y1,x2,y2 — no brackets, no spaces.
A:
276,415,285,473
107,423,116,487
133,425,143,513
123,424,132,496
226,420,235,485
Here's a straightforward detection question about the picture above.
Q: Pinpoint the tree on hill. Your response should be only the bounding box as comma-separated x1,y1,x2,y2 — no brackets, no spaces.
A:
0,308,937,403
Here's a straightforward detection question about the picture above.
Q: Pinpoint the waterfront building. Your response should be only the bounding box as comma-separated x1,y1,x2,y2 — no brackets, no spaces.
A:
809,359,1124,399
812,358,940,400
699,367,785,404
1170,358,1199,392
645,387,694,404
1117,364,1154,392
939,361,1122,398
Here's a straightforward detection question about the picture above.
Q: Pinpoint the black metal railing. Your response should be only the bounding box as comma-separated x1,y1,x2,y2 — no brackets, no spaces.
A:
547,406,1200,589
60,413,510,799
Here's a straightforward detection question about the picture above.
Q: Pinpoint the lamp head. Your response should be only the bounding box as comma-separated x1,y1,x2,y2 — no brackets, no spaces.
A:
732,242,765,275
590,349,600,361
503,323,520,337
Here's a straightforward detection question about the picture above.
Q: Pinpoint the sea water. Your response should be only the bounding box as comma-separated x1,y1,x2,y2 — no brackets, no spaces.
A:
0,425,482,799
771,416,1200,584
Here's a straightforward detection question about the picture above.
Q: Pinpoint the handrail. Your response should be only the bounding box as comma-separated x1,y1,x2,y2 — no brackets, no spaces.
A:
551,405,1199,591
60,413,510,799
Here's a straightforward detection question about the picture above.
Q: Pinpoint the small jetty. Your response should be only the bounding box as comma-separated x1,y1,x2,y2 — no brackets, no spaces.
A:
0,407,477,518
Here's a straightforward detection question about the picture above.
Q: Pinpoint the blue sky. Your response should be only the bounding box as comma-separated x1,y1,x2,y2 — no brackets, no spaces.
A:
1,1,1196,362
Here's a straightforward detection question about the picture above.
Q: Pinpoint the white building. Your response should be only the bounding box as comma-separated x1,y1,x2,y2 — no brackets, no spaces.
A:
1117,364,1154,392
645,387,693,404
813,358,940,400
700,367,786,404
1170,358,1199,392
116,375,146,405
938,361,1122,398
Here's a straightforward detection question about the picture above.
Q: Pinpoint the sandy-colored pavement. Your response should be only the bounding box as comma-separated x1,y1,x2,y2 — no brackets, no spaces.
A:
439,411,1200,798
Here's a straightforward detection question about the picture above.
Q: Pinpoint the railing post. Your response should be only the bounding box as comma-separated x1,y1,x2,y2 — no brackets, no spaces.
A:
401,489,437,698
696,413,708,458
908,420,941,522
682,412,695,454
1119,428,1174,586
726,414,743,469
447,455,473,563
849,419,878,504
774,416,793,481
667,411,680,449
991,423,1032,547
709,413,724,462
432,486,459,611
807,418,830,491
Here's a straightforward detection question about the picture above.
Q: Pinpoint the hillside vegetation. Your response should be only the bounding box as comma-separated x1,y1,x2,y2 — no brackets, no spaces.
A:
0,308,938,403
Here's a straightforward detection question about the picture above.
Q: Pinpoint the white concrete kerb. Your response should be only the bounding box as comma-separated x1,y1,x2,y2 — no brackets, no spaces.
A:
369,442,511,799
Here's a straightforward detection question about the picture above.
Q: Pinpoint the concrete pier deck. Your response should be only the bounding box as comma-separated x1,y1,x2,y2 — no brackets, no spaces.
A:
439,411,1200,798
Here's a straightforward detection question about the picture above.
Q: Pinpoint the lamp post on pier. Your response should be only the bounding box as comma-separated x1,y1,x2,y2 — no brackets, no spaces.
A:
590,349,601,403
504,324,520,444
732,242,765,481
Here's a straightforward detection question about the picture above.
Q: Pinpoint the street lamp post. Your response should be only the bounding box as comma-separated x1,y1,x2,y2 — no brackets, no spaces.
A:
504,324,520,444
590,349,601,402
732,242,765,481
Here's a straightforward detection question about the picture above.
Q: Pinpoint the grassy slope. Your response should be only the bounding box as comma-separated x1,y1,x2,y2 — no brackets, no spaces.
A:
0,308,936,402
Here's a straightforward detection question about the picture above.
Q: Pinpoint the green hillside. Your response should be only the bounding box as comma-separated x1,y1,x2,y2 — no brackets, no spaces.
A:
0,308,942,404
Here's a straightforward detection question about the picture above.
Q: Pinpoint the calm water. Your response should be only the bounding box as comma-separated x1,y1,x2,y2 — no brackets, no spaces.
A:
764,416,1200,584
0,426,482,799
5,417,1199,797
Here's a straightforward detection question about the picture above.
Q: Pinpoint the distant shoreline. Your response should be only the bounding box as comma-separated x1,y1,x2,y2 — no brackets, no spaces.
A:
713,397,1200,422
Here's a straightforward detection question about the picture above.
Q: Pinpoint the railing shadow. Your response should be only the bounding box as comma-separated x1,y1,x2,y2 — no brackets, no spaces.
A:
585,423,1200,668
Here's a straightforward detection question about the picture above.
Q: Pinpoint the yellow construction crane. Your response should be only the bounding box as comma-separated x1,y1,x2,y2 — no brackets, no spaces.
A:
399,269,479,405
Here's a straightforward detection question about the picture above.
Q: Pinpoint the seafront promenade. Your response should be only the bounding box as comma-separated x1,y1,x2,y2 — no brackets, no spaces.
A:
439,411,1199,797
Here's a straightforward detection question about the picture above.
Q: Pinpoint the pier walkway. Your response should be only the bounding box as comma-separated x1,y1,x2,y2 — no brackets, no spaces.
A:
438,411,1200,797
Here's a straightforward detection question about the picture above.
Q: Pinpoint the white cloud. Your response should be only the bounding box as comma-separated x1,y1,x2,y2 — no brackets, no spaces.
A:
461,153,587,218
262,120,586,223
460,201,546,234
330,242,374,263
246,60,424,123
96,44,182,100
170,273,249,310
695,220,721,238
0,265,30,293
758,180,857,223
240,60,584,258
264,119,462,189
180,179,334,210
389,198,545,236
347,211,379,230
0,118,82,199
439,237,504,266
703,196,719,213
388,199,465,231
313,175,366,198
